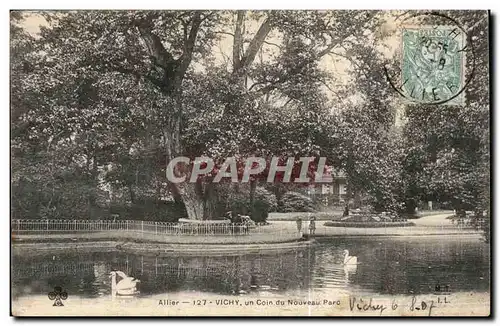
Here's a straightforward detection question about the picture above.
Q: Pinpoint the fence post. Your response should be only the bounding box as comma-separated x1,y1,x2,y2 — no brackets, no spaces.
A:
155,222,157,235
141,221,144,233
46,219,49,231
16,220,19,232
126,220,129,232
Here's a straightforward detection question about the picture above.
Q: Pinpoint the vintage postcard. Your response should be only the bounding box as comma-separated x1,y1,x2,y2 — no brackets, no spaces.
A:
10,9,490,317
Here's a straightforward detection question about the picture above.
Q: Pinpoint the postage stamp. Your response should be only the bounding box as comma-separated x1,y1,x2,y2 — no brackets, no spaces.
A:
401,26,466,105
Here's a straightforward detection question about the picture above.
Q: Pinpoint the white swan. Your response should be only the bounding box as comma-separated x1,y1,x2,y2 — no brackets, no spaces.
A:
343,250,358,265
109,271,140,296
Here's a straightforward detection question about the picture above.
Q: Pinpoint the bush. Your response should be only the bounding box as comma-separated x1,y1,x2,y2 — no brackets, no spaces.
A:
278,191,315,213
227,186,277,223
251,187,278,223
109,199,186,223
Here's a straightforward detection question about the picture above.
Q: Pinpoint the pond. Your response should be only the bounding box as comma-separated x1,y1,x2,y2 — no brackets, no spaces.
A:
12,237,489,302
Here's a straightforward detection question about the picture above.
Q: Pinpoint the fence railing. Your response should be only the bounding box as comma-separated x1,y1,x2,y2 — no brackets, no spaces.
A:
450,217,488,229
11,219,277,236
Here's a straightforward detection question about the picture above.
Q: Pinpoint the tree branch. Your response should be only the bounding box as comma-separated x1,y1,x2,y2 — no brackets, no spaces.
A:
135,21,175,71
95,61,165,90
215,31,235,37
262,40,282,49
251,13,377,95
239,18,272,70
178,11,204,78
181,20,189,43
233,10,245,71
316,13,377,58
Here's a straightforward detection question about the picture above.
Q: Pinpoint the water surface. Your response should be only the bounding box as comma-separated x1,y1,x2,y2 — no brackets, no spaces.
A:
12,237,490,301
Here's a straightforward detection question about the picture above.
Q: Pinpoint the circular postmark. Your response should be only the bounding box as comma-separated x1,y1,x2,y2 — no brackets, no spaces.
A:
384,12,476,105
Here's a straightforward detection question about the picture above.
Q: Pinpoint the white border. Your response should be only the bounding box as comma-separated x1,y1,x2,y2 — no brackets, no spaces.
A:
0,0,496,10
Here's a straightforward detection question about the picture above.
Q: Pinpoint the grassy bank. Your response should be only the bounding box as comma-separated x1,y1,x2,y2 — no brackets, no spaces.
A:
323,221,415,228
268,211,341,221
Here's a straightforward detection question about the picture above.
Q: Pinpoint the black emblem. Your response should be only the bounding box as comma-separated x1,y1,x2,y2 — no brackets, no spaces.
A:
48,286,68,306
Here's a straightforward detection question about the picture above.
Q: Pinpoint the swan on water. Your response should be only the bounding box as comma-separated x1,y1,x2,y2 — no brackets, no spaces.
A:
343,250,358,265
109,271,140,296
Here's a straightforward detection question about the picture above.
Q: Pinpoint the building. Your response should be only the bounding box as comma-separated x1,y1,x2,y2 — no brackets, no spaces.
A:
304,169,347,206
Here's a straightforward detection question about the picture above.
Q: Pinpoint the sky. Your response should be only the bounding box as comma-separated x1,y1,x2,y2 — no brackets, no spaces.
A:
17,10,399,78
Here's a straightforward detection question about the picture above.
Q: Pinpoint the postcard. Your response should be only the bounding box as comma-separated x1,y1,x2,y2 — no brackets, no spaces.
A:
11,9,490,317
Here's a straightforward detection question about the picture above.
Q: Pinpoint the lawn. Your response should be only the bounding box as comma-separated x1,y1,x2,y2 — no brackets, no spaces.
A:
268,210,343,221
268,209,454,221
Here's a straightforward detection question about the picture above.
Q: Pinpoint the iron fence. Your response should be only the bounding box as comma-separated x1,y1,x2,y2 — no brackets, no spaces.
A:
11,219,278,236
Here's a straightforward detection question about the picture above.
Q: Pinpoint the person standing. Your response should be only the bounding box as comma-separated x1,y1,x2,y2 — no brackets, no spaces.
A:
296,217,303,236
309,216,316,236
343,204,349,217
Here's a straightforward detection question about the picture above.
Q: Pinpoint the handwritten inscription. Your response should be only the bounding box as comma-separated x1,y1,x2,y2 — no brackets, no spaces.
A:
349,297,390,315
409,296,436,316
347,295,449,316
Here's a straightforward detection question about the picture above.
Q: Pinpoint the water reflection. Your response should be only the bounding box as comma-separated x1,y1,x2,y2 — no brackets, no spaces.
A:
312,238,490,295
12,248,314,299
12,237,489,300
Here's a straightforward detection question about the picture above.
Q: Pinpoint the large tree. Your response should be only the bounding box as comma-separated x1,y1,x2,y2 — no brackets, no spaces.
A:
12,10,380,220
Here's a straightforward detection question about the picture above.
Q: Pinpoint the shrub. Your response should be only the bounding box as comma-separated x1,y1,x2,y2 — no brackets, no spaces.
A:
251,187,278,223
109,199,186,223
278,191,315,213
227,186,277,223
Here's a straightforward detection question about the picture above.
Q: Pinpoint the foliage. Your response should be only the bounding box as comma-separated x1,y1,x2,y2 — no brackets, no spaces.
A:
251,187,278,222
11,10,382,220
399,11,489,227
278,191,315,213
109,199,187,222
227,186,277,223
10,10,489,230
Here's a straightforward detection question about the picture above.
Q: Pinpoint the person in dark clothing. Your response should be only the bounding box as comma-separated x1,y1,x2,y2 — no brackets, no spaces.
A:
309,216,316,236
296,217,303,235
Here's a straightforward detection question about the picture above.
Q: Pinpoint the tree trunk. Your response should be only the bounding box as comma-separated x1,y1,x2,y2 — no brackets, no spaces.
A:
181,182,204,220
169,13,273,221
353,191,362,209
88,153,99,219
203,182,220,220
344,179,352,213
128,184,136,204
163,94,202,219
136,15,211,221
405,198,417,215
249,178,257,219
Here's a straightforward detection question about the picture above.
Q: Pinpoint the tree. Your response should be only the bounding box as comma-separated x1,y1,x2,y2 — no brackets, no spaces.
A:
12,10,380,220
400,11,489,225
14,10,487,224
318,12,404,213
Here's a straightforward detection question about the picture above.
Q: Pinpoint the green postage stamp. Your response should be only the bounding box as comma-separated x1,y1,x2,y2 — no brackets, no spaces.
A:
401,26,466,105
